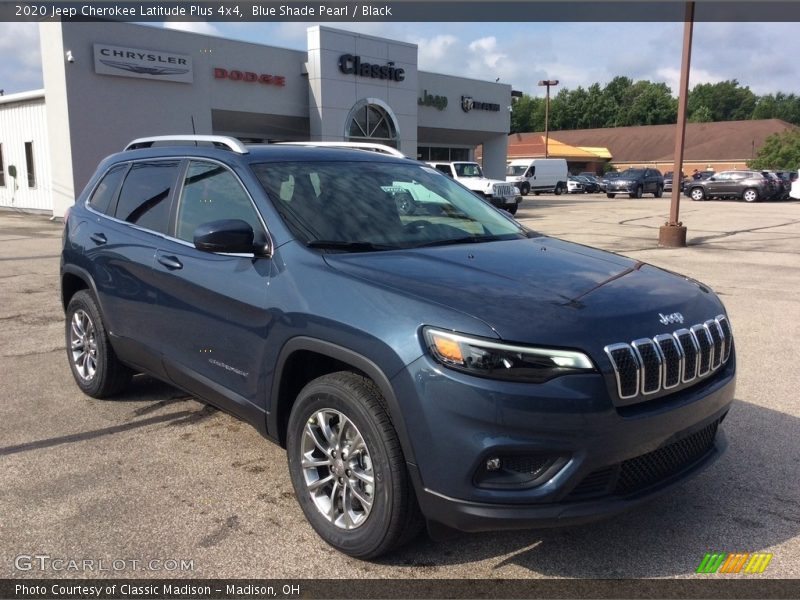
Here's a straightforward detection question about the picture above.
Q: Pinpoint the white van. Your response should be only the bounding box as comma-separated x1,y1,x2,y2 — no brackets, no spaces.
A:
506,158,568,196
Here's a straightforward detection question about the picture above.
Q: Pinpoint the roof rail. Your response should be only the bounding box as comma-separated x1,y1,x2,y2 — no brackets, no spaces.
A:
275,141,407,158
124,135,249,154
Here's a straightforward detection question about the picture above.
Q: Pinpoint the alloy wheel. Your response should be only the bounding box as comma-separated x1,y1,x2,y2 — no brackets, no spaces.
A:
300,409,374,530
70,309,98,381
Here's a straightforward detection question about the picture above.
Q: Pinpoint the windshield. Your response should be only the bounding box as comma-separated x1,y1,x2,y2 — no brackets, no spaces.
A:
506,165,526,176
454,163,484,178
620,169,645,178
251,161,528,250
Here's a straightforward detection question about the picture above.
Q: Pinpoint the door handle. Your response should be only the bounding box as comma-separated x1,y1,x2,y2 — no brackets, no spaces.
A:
90,232,107,245
157,255,183,270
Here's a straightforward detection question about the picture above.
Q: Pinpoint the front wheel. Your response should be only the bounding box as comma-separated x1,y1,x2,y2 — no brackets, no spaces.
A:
633,185,643,199
606,193,616,198
519,183,530,196
690,187,706,201
743,188,759,203
507,204,518,215
286,372,422,559
65,290,132,398
554,183,563,196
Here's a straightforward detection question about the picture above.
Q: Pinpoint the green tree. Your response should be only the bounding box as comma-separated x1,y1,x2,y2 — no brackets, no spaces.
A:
618,81,677,126
688,80,757,122
688,105,713,123
751,92,800,126
747,130,800,170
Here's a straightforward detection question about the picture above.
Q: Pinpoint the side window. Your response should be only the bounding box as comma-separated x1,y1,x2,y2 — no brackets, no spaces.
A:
115,160,179,234
176,161,264,243
434,164,453,177
88,164,127,215
528,167,535,177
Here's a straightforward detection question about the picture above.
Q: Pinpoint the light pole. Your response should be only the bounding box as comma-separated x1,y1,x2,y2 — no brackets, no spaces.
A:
538,79,559,158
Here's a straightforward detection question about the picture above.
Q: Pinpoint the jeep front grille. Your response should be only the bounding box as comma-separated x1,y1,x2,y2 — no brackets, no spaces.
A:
604,315,732,400
492,184,515,198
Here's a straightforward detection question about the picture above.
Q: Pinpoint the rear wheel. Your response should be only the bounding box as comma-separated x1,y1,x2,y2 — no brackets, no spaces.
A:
606,193,616,198
743,188,759,203
654,185,664,198
690,187,706,201
65,290,132,398
286,372,422,559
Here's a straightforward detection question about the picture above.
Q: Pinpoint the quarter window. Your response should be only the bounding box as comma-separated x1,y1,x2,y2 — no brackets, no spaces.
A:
115,161,179,234
175,161,264,243
89,164,127,215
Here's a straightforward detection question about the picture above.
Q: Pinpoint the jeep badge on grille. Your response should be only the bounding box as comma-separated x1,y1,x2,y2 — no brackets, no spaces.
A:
659,312,685,325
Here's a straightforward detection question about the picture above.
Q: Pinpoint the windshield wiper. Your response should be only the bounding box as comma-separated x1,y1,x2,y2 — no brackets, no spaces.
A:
307,240,399,252
411,235,508,248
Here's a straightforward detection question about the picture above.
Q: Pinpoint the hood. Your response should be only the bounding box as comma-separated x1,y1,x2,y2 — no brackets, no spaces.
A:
323,237,725,354
459,177,507,191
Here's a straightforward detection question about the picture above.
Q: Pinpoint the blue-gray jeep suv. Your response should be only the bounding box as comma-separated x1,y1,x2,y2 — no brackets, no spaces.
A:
61,136,736,558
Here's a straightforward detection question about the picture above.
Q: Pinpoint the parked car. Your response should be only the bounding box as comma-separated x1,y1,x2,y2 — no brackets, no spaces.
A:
574,175,600,193
684,170,773,203
62,135,736,559
766,171,791,200
663,171,686,193
567,176,585,193
605,168,664,198
429,161,521,214
601,171,621,190
791,169,800,199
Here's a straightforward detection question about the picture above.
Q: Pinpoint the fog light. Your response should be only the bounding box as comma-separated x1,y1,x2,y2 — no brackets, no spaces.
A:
485,457,501,471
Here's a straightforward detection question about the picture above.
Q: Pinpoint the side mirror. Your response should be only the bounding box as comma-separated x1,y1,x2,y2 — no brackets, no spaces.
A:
193,219,256,254
708,176,716,181
8,165,17,178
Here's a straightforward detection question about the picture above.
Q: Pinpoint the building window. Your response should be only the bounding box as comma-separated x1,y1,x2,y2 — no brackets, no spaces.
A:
24,141,35,188
417,146,470,162
345,99,398,148
0,144,5,187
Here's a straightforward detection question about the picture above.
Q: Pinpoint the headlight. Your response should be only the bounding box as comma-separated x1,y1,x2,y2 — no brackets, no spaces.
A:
423,328,596,383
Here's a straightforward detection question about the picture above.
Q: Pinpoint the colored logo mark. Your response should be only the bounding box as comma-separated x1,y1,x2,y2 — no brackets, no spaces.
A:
696,552,773,574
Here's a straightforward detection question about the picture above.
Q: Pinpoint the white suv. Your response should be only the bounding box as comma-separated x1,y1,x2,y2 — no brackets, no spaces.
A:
428,161,521,214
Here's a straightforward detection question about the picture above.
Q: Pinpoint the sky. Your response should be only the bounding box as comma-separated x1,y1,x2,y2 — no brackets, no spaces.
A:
2,20,800,98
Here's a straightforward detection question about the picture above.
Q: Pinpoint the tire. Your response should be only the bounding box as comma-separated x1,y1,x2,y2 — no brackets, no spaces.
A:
554,183,563,196
507,204,518,215
606,193,616,199
633,185,643,199
654,185,664,198
394,193,415,216
65,290,132,398
533,191,540,196
743,188,759,203
520,183,530,196
286,372,423,559
690,187,706,202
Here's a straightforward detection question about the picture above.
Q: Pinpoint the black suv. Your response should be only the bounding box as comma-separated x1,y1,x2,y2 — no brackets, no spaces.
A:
606,168,664,198
61,136,736,558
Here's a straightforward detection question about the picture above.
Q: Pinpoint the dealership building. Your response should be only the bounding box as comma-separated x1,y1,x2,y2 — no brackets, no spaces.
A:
0,22,513,217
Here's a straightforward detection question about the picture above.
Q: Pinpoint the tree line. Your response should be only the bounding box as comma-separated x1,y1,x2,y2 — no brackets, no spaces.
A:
511,77,800,133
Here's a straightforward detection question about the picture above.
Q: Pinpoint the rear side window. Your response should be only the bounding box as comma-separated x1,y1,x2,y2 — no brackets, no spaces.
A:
114,161,180,233
89,164,127,215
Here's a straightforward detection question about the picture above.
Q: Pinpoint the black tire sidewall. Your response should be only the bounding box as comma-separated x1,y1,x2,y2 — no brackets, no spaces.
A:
286,378,401,558
520,183,530,196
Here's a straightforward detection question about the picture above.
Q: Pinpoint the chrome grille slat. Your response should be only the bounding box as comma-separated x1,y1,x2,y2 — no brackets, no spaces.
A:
605,314,732,402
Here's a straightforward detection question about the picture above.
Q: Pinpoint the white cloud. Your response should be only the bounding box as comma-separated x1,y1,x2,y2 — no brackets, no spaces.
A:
162,21,220,36
0,22,42,93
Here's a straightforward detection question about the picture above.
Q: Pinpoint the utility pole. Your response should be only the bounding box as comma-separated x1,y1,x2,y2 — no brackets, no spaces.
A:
659,1,694,247
538,79,559,158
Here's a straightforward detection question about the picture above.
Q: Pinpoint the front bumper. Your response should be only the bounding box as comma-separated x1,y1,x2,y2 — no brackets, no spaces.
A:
489,195,521,208
393,353,735,531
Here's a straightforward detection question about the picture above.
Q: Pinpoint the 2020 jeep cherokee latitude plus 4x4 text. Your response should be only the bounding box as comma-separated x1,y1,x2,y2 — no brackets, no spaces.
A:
61,136,736,559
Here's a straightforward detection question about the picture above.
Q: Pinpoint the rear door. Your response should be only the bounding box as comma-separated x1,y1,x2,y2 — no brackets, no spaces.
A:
151,159,273,416
88,159,181,375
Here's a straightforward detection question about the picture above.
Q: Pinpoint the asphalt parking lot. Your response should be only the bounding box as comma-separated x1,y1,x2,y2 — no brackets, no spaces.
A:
1,194,799,580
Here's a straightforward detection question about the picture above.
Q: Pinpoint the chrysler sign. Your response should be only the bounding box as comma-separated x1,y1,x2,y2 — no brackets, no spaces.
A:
94,44,193,84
